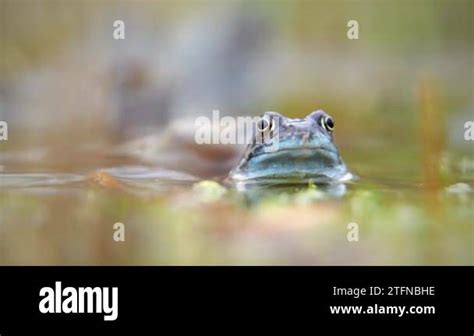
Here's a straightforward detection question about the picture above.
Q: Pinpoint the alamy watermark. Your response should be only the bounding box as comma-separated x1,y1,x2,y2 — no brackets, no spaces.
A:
113,222,125,242
113,20,125,40
347,222,359,242
347,20,359,40
465,121,474,141
0,121,8,141
194,110,280,152
39,281,118,321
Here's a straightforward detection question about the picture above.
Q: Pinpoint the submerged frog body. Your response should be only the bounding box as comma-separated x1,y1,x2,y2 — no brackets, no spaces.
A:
229,110,352,184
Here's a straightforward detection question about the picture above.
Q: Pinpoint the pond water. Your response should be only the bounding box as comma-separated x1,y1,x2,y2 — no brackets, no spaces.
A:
0,137,472,265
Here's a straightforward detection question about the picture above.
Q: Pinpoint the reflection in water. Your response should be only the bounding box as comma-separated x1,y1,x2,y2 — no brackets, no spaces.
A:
95,166,198,195
100,166,198,182
233,181,348,206
0,173,85,188
0,161,472,265
0,167,200,196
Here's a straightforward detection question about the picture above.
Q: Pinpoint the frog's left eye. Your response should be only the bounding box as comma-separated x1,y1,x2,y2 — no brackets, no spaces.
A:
320,116,335,132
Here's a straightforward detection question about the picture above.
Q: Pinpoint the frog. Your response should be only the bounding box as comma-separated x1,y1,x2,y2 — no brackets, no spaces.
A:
105,109,351,197
228,110,352,185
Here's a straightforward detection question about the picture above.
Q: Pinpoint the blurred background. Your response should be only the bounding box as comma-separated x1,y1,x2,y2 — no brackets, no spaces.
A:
0,0,472,265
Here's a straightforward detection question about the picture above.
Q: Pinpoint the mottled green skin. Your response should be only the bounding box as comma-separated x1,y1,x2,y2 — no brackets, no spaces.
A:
229,110,351,185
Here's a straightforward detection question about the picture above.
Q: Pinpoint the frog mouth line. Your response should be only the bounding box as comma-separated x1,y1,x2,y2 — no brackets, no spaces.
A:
254,146,338,157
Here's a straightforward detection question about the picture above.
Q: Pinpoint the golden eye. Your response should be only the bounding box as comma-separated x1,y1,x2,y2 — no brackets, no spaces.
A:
320,116,335,131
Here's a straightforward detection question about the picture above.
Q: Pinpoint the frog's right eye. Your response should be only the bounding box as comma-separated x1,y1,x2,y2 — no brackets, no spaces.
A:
257,115,276,133
257,117,270,132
